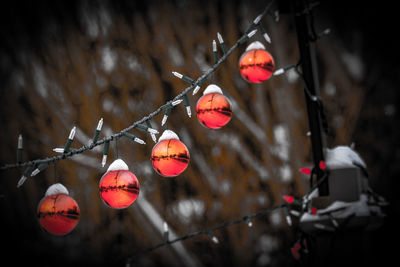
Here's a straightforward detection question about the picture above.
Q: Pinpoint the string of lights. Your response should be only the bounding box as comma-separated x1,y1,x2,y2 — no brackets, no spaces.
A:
124,165,329,263
2,1,389,267
126,204,287,264
0,0,278,176
2,0,360,265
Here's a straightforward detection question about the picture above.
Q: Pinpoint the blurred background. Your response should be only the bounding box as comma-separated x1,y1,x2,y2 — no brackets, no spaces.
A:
0,0,399,266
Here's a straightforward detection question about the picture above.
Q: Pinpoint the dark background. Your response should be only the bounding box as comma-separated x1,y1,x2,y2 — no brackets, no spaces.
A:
0,0,399,266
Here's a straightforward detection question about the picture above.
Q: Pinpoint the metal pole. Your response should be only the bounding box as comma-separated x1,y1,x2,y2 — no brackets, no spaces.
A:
292,0,328,195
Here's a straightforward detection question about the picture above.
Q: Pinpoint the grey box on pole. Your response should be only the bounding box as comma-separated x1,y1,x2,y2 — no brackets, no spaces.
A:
328,167,368,202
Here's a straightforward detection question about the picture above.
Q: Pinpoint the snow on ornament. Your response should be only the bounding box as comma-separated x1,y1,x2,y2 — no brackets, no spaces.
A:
37,183,80,235
239,41,274,83
99,159,140,209
151,130,190,177
196,84,232,129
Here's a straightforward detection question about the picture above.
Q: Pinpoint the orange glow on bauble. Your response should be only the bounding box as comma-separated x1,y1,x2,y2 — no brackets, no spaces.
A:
196,84,232,129
99,159,139,209
239,41,274,83
151,130,190,177
37,184,80,235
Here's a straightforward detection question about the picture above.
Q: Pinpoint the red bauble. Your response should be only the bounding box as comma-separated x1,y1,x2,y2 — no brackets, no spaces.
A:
239,41,274,83
151,130,190,177
99,159,140,209
37,184,80,235
196,84,232,129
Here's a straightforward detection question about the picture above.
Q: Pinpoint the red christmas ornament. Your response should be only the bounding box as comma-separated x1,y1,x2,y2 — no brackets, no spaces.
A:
196,84,232,129
151,130,190,177
37,183,80,235
239,41,274,83
99,159,140,209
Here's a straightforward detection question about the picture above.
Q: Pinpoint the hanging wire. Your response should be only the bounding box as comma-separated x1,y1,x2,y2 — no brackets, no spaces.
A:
294,62,330,136
53,161,57,184
115,138,119,159
125,204,285,262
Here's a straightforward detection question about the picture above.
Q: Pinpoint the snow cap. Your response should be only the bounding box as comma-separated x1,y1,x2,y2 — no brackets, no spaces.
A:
158,129,180,142
203,84,223,95
107,159,129,172
325,146,366,169
245,41,266,52
45,183,69,197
